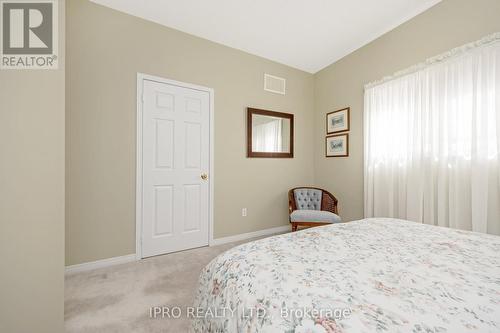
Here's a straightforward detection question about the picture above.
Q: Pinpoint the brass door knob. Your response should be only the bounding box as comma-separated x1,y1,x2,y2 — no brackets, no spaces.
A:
201,173,208,180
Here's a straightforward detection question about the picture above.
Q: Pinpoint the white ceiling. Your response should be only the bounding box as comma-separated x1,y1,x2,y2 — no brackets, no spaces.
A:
91,0,441,73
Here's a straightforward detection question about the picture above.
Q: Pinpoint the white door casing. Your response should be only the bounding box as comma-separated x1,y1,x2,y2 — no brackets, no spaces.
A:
137,74,213,258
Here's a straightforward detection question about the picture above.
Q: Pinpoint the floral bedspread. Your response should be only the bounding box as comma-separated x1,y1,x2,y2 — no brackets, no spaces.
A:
192,218,500,333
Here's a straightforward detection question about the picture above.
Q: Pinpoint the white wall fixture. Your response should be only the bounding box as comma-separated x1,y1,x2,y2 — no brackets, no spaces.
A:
264,73,286,95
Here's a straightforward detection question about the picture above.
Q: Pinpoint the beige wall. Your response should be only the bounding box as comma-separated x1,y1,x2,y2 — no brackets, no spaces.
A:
66,0,315,265
314,0,500,222
0,1,65,332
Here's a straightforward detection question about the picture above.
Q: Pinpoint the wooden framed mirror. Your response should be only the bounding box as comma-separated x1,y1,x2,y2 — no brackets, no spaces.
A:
247,108,294,158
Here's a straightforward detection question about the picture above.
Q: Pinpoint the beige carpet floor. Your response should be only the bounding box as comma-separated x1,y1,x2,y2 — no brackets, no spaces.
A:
65,235,281,333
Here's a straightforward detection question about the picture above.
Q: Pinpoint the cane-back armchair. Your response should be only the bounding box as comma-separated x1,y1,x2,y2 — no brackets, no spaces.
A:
288,187,341,231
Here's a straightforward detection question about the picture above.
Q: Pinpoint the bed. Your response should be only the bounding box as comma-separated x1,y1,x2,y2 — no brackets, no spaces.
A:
192,218,500,333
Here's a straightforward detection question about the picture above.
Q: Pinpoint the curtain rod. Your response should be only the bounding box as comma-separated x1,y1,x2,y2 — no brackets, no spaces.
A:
364,32,500,90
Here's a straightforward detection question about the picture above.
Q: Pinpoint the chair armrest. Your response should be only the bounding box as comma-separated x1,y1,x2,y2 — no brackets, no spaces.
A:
321,190,338,215
288,190,296,216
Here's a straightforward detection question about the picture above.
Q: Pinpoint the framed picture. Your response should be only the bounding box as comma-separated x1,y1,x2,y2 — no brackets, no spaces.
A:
326,107,350,134
326,134,349,157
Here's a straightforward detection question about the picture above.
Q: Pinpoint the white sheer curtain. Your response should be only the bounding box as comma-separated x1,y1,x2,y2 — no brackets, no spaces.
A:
364,33,500,235
252,119,283,152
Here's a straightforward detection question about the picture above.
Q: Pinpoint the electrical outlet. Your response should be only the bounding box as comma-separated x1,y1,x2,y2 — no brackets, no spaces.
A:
242,208,247,217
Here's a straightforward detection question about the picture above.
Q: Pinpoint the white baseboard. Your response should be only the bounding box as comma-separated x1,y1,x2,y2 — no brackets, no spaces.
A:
65,254,137,275
65,226,290,274
210,225,290,246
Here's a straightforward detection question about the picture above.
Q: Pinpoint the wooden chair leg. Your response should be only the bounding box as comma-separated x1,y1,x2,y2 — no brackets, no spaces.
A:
291,223,298,232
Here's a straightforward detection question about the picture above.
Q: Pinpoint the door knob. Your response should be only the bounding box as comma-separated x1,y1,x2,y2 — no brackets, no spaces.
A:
201,173,208,180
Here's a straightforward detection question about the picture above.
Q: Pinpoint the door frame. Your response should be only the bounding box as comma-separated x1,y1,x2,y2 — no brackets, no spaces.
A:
136,73,215,260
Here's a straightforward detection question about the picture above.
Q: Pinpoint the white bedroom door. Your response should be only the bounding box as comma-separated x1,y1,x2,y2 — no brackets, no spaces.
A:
140,78,210,258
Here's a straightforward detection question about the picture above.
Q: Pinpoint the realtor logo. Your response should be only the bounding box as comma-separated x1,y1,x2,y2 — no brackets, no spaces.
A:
1,0,58,69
